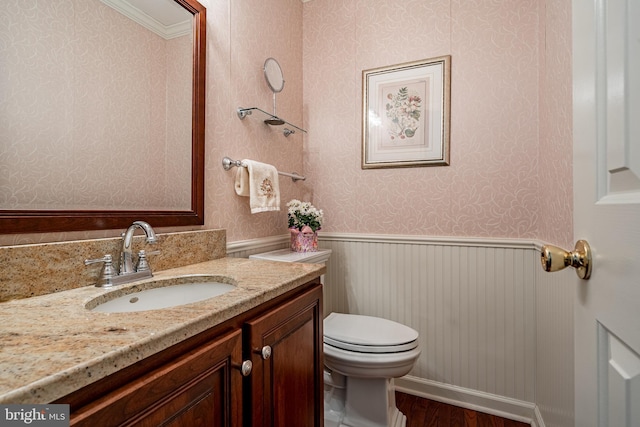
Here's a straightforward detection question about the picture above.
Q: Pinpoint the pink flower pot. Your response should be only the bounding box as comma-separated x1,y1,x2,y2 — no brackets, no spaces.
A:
290,227,318,252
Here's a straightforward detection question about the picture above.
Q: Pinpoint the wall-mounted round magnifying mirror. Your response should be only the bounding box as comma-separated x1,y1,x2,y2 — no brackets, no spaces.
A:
263,58,285,125
264,58,285,93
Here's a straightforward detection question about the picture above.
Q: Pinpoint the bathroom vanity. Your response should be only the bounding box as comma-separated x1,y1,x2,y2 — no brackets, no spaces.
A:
0,255,325,427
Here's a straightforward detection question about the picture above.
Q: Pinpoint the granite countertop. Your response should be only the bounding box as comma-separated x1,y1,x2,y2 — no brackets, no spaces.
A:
0,257,325,404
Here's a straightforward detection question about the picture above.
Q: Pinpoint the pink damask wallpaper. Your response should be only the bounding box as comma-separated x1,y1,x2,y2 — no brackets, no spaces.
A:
0,0,572,248
537,0,574,248
302,0,572,246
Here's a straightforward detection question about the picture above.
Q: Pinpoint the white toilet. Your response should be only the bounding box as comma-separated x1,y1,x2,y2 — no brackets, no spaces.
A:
250,248,421,427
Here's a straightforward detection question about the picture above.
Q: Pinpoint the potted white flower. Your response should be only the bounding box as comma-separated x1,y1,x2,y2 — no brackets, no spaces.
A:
287,199,324,252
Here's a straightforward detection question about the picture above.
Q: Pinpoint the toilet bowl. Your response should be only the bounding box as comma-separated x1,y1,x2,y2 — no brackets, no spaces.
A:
323,312,420,427
250,248,421,427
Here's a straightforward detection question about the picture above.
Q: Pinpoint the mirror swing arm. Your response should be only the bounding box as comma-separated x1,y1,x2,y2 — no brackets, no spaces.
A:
0,0,206,235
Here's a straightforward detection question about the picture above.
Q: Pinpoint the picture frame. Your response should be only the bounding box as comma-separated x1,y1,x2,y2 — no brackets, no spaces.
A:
362,56,451,169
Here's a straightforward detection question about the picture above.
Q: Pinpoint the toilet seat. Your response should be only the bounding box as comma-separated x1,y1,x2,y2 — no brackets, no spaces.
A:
324,313,418,354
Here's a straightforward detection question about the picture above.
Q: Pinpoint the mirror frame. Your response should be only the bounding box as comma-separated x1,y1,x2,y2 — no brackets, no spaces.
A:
0,0,206,235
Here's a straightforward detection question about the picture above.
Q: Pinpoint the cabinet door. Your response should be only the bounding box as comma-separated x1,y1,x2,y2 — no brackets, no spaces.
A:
71,329,243,427
245,284,323,427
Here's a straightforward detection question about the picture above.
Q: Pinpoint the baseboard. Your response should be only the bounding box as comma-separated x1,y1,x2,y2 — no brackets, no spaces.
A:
394,376,540,426
533,405,547,427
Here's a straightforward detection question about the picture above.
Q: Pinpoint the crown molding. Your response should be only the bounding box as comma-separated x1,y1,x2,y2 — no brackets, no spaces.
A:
100,0,191,40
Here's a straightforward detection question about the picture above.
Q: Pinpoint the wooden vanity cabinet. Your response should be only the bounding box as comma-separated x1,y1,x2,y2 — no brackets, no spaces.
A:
245,280,324,427
70,329,243,427
58,280,323,427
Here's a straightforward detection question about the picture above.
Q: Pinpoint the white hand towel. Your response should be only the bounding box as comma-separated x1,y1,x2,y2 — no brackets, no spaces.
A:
234,159,280,213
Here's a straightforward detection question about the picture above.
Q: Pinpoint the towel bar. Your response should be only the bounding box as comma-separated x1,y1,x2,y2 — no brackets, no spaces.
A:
222,157,306,182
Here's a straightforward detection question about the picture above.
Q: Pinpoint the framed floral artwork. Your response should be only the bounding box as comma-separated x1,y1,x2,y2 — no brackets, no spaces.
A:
362,56,451,169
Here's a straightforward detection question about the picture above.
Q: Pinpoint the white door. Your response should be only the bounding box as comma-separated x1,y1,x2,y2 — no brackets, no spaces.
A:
573,0,640,426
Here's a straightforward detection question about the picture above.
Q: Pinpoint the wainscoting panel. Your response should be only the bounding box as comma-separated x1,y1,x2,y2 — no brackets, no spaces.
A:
535,265,574,427
320,234,537,403
228,233,574,426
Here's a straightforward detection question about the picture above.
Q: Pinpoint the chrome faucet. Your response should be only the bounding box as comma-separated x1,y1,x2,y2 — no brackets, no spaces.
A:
85,221,159,287
119,220,157,275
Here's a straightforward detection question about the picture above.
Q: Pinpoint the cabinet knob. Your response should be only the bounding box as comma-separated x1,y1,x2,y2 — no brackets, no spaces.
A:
239,360,252,377
257,345,272,360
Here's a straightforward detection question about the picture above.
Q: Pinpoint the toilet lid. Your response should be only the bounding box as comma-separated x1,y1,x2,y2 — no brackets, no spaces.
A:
323,313,419,354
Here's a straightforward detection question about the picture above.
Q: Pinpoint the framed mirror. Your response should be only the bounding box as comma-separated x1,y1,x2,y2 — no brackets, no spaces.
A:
0,0,206,234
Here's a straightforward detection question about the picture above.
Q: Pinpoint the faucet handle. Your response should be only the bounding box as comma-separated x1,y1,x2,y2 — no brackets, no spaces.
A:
84,254,113,266
135,250,160,272
84,254,117,288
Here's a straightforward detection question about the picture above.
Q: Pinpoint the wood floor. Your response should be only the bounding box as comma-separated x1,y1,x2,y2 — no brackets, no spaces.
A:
395,392,530,427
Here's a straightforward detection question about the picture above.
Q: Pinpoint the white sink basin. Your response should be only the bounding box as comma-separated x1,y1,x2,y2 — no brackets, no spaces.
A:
87,275,236,313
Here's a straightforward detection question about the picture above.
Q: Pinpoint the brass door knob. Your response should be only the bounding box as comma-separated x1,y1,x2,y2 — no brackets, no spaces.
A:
541,240,592,280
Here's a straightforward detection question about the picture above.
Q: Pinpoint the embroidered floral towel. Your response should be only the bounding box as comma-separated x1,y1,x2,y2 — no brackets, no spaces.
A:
234,159,280,213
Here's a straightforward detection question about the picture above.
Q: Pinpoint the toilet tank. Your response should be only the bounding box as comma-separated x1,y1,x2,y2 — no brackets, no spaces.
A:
249,248,332,264
249,248,331,285
250,249,332,317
